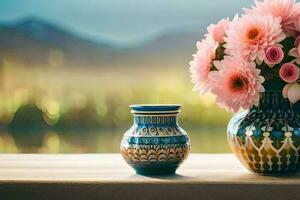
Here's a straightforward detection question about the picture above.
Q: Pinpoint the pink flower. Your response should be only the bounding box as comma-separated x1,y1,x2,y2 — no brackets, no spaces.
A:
295,35,300,47
283,83,300,103
245,0,300,35
288,43,300,64
279,63,300,83
189,37,218,94
207,19,230,43
294,19,300,35
209,57,265,112
282,83,291,98
264,45,284,67
225,14,285,63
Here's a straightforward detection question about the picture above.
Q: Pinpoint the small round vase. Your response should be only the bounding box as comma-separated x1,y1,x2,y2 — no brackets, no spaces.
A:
227,90,300,175
121,104,190,175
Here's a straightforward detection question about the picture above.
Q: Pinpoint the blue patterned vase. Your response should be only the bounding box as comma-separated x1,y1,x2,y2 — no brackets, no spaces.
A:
121,105,190,175
227,90,300,175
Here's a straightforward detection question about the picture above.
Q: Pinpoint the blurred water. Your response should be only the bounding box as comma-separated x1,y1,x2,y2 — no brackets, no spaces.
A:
0,127,230,153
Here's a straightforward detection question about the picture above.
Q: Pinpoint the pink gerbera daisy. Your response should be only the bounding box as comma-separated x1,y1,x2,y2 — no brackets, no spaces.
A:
190,36,218,94
207,18,230,43
209,57,265,112
225,14,285,63
245,0,300,35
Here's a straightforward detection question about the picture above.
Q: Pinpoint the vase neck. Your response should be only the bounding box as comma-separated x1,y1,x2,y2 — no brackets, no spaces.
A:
133,114,178,126
257,90,291,111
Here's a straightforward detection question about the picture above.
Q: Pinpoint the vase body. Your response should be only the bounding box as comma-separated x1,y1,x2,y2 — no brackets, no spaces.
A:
227,91,300,175
121,105,190,175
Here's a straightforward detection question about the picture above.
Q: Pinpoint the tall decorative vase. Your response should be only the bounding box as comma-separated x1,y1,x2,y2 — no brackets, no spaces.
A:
121,105,190,175
227,90,300,175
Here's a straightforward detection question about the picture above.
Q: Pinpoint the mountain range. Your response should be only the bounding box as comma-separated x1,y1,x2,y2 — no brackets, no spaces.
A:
0,17,202,68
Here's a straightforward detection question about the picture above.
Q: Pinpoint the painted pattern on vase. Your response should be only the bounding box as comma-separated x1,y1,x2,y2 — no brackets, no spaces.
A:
227,91,300,175
121,105,190,175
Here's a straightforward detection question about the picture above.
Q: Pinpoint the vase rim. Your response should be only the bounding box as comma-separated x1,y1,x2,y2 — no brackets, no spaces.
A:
130,104,181,113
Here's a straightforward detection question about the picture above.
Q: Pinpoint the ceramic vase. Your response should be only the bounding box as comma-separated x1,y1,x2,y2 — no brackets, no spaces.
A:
121,104,190,175
227,90,300,175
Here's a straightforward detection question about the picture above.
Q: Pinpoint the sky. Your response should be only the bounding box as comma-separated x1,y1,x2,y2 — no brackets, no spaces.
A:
0,0,254,45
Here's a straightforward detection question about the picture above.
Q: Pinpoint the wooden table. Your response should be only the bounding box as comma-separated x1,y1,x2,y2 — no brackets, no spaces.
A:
0,154,299,200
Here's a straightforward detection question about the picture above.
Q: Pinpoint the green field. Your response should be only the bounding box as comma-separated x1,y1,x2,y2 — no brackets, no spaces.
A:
0,128,230,153
0,62,233,153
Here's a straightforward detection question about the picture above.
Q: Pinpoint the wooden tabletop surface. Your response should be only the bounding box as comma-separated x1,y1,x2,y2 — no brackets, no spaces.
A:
0,154,299,200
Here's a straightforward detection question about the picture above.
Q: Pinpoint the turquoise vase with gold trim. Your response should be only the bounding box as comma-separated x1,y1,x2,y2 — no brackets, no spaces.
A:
227,90,300,175
120,104,190,175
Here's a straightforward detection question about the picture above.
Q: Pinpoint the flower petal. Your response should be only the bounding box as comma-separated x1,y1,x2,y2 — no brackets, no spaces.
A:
288,83,300,104
282,83,292,98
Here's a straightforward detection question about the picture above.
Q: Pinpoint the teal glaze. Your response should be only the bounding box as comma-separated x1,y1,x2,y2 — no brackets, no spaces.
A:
130,104,181,112
121,104,190,175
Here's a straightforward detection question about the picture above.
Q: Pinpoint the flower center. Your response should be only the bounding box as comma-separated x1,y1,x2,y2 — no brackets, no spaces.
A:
269,48,279,59
230,75,249,91
285,68,294,77
247,27,260,41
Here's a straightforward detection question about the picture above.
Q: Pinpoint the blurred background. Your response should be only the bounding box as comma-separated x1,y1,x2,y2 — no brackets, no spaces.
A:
0,0,254,153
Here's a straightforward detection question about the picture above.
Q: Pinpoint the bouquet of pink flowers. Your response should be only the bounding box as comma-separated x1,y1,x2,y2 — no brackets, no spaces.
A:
190,0,300,112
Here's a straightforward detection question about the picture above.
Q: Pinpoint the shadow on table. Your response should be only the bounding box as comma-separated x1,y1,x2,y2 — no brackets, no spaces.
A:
128,173,198,181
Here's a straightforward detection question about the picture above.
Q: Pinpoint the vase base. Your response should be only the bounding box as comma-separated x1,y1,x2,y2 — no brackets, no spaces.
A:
130,162,180,176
